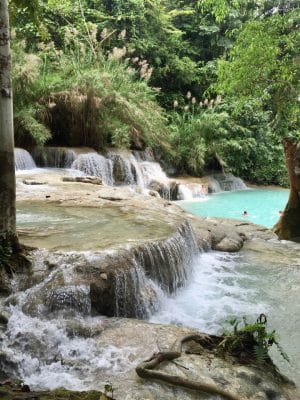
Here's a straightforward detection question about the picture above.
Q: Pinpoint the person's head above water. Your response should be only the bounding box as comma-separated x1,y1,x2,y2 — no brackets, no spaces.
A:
243,210,248,216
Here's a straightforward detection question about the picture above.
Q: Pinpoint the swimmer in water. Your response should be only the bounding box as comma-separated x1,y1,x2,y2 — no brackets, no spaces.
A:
242,210,248,217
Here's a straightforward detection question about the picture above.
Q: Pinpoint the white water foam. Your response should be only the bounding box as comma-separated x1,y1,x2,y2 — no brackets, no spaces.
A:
150,251,267,333
1,307,138,391
15,148,36,170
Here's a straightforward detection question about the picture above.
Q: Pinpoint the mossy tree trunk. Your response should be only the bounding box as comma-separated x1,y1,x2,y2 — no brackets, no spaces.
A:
274,138,300,241
0,0,18,250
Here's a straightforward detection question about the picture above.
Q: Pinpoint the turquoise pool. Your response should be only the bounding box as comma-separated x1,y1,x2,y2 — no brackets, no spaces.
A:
179,188,289,228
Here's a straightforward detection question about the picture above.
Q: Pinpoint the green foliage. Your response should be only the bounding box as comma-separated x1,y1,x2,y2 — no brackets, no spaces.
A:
10,0,298,185
12,24,168,151
220,314,290,364
217,8,300,138
167,96,287,184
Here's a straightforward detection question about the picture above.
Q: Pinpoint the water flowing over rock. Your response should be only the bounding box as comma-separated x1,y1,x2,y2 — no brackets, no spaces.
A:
16,220,197,319
71,153,114,185
14,148,36,170
177,183,207,200
33,147,78,168
107,151,137,185
134,221,198,293
132,148,155,162
203,173,247,193
45,285,91,315
113,260,162,318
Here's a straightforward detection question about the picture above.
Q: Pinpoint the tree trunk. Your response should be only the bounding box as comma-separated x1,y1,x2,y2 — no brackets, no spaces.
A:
0,0,18,250
273,138,300,241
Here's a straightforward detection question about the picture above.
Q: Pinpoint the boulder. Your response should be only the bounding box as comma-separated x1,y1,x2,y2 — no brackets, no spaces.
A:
62,176,102,185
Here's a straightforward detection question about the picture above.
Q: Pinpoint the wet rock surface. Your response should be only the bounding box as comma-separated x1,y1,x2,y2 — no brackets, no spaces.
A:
15,170,275,253
5,169,299,399
0,385,108,400
0,318,298,400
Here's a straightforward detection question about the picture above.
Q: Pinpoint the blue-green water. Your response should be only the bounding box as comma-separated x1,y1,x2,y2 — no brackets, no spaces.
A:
179,189,289,228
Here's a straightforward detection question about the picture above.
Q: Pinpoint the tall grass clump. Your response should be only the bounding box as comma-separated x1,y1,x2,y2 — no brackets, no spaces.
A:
13,24,169,152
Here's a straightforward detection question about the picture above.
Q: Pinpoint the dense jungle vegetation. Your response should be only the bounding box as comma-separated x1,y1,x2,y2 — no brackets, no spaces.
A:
11,0,299,185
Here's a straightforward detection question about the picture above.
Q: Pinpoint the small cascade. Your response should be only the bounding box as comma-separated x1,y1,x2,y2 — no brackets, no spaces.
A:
0,221,199,388
107,151,145,187
204,176,222,193
214,173,247,191
178,185,194,200
0,306,135,390
33,147,77,168
45,285,91,315
177,183,207,200
14,148,36,170
204,173,247,193
114,260,162,318
71,153,114,185
132,148,154,162
133,221,198,293
139,161,171,199
108,152,136,185
139,161,168,186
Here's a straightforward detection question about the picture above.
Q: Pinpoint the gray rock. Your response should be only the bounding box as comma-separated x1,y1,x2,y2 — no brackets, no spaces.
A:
23,179,47,185
214,236,244,252
62,176,102,185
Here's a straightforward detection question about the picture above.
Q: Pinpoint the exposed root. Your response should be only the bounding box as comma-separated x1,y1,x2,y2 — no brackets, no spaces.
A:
136,333,242,400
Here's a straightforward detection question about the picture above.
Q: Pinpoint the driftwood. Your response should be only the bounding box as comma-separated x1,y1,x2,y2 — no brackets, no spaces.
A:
136,333,242,400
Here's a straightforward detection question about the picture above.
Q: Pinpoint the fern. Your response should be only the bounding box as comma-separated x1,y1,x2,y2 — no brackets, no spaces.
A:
220,314,290,365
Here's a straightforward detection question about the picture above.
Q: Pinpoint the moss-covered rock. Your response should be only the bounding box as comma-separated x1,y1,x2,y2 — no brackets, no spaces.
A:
0,385,111,400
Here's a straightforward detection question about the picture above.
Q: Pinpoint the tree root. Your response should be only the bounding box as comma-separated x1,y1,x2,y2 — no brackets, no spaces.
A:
136,333,242,400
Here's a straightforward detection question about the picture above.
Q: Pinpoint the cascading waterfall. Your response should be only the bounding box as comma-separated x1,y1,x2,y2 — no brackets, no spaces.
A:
205,173,247,193
177,184,207,200
108,152,136,185
214,173,247,191
18,146,247,198
33,147,77,168
106,150,171,196
114,260,163,318
71,153,114,185
132,148,154,162
133,221,198,293
45,285,91,315
139,161,169,187
0,220,199,388
15,148,36,170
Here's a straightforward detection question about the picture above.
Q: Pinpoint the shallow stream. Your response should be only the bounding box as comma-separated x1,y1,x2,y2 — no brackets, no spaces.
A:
151,241,300,386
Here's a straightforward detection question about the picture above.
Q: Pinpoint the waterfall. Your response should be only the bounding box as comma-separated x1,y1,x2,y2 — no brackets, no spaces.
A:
139,161,168,186
177,183,207,200
204,173,247,193
114,260,162,318
132,148,154,162
45,285,91,315
71,153,114,185
33,147,77,168
0,221,199,389
214,173,247,191
15,148,36,170
133,221,198,293
108,152,136,185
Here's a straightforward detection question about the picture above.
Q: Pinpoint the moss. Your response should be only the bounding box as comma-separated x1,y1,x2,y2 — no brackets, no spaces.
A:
0,387,112,400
